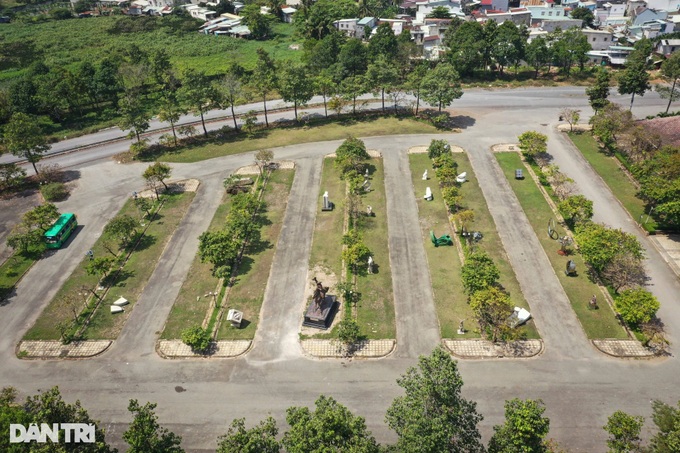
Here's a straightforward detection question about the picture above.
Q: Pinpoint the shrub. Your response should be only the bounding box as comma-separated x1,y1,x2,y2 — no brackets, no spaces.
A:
36,163,64,184
432,153,457,170
181,326,212,353
558,195,594,228
441,186,461,212
427,139,450,159
0,163,27,192
615,288,660,327
40,182,69,202
335,136,369,176
337,317,361,347
461,250,500,295
50,8,73,20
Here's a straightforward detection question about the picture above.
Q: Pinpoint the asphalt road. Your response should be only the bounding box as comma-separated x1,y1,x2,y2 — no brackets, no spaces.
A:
1,87,679,452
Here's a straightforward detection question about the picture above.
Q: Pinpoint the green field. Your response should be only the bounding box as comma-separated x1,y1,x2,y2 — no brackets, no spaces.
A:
567,132,656,233
496,152,627,339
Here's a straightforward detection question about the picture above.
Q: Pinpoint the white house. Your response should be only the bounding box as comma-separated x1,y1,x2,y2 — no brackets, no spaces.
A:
333,18,360,37
539,18,583,31
415,0,464,22
282,7,296,23
185,4,216,21
582,27,614,50
646,0,680,12
524,2,569,21
657,38,680,55
480,7,532,26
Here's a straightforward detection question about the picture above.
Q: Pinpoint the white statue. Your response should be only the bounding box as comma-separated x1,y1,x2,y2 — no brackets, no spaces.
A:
368,256,374,274
424,187,433,201
422,170,428,180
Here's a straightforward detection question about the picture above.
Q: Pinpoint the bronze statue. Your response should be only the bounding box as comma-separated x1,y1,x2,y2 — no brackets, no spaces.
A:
312,277,329,311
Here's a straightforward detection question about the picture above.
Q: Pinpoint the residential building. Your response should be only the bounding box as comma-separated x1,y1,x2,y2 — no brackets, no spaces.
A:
539,18,583,31
479,0,510,12
415,0,464,22
633,7,669,25
480,7,532,25
357,16,377,38
657,38,680,55
281,7,296,23
333,18,360,37
583,27,614,50
646,0,680,12
586,45,634,65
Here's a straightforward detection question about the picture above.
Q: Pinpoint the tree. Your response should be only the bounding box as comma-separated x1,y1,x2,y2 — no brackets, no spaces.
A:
337,317,362,350
23,202,60,231
558,194,593,228
601,252,647,293
444,21,484,77
295,0,358,40
604,411,644,453
615,287,660,326
428,139,450,159
461,250,500,295
54,290,87,324
427,5,452,18
488,399,551,453
198,230,239,278
282,395,380,453
525,36,551,79
406,62,428,115
157,93,186,147
338,38,368,78
180,326,212,353
570,6,595,28
0,163,26,192
517,131,547,162
278,63,314,122
215,73,245,130
143,162,172,192
314,70,335,118
574,222,643,274
586,68,611,113
365,56,399,113
1,112,51,175
368,23,399,60
335,136,370,176
420,63,463,112
386,347,484,453
339,75,365,115
135,196,154,219
85,256,116,282
7,223,43,254
254,149,274,177
550,28,591,74
659,51,680,113
124,400,184,453
492,21,525,76
241,4,273,39
650,399,680,453
560,108,580,132
618,58,650,110
252,49,278,128
590,103,633,149
179,69,216,136
469,287,515,343
217,417,280,453
104,214,138,247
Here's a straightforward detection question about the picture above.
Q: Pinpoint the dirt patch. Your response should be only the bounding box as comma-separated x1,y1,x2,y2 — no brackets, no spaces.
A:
300,264,342,336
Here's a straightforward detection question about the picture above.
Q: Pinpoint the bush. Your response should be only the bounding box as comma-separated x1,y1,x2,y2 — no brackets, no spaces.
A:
50,8,73,20
181,326,212,353
36,163,64,184
337,317,361,347
0,163,27,192
427,139,450,159
432,152,457,170
615,288,660,327
40,182,69,201
461,250,500,295
441,186,461,212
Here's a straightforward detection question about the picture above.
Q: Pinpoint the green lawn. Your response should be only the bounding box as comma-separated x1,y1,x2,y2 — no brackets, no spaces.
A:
496,152,627,339
153,117,442,164
24,192,195,341
216,169,295,340
0,251,38,301
567,132,656,233
410,153,538,339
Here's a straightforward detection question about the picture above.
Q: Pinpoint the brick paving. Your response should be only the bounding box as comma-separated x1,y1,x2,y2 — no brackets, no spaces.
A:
443,339,544,359
18,340,112,359
300,339,395,359
325,150,383,158
408,145,464,154
235,160,296,175
157,340,251,358
137,178,200,198
592,340,655,358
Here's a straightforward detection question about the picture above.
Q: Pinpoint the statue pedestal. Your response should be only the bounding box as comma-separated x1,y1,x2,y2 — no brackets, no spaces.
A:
303,296,337,329
457,329,465,335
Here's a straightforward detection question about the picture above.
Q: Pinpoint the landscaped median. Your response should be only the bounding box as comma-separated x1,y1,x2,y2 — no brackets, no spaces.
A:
158,165,295,358
19,182,198,357
495,151,628,340
409,146,539,345
301,140,395,358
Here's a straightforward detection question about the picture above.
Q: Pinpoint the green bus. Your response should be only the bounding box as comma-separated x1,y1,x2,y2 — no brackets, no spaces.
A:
44,213,78,249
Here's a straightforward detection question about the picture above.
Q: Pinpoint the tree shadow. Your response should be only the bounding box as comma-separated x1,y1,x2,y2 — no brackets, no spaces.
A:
449,115,476,129
126,233,157,253
107,268,135,288
61,170,81,183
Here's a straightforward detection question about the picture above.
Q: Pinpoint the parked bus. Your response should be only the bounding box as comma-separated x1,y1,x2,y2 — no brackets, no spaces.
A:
44,213,78,249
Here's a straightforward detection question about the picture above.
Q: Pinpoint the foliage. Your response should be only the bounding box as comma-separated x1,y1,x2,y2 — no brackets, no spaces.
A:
143,161,172,191
574,222,643,274
525,36,551,79
586,68,611,112
604,411,644,453
295,0,358,40
217,417,280,453
118,92,151,143
0,163,27,193
198,230,239,278
660,51,680,113
469,287,515,343
650,399,680,453
491,21,525,76
441,186,461,212
278,63,314,121
461,250,500,295
517,131,547,162
618,57,650,110
337,317,362,347
104,214,138,247
241,110,259,137
614,287,660,327
124,399,184,453
570,6,595,28
135,196,154,219
335,136,370,176
601,252,647,293
549,28,591,75
427,5,453,18
636,146,680,229
179,69,217,136
428,139,450,159
85,256,116,280
254,149,274,176
560,108,580,132
590,103,633,149
385,347,484,453
241,4,273,40
420,63,463,112
180,325,212,353
282,395,380,453
488,399,551,453
342,231,371,271
1,112,50,174
40,182,69,202
6,202,59,254
558,195,593,228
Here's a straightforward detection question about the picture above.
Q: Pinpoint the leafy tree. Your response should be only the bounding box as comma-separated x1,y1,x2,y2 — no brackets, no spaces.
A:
215,73,245,130
252,49,278,128
198,230,239,278
180,325,212,353
1,112,51,175
525,36,551,79
492,21,525,76
314,70,336,118
550,28,591,74
241,110,259,137
618,58,650,110
570,6,595,28
650,399,680,453
278,63,314,122
517,131,547,162
368,23,399,60
445,21,484,76
590,103,633,149
0,163,26,192
574,222,643,274
143,162,172,192
6,223,43,254
604,410,644,453
157,93,186,147
601,252,647,293
615,287,660,326
659,51,680,113
179,69,216,136
365,56,399,113
488,399,551,453
135,196,154,219
461,250,500,295
51,7,73,20
335,136,370,176
420,63,463,112
217,417,280,453
124,400,184,453
386,347,484,453
282,395,380,453
339,75,365,115
241,4,273,39
118,93,151,144
337,317,362,349
295,0,358,40
104,214,138,247
587,68,611,112
427,5,452,18
338,38,368,78
23,202,60,231
560,108,580,132
469,287,515,343
254,149,274,177
406,62,428,115
303,32,344,74
428,139,450,159
558,195,593,228
85,256,116,282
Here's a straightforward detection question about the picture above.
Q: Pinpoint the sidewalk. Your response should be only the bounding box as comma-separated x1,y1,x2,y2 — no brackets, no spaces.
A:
444,339,544,359
157,340,251,359
300,339,395,359
648,234,680,279
18,340,111,359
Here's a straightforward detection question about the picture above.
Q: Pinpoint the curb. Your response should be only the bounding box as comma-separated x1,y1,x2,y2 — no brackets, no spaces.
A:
17,340,112,360
443,339,544,359
591,339,657,359
156,340,252,359
300,339,396,359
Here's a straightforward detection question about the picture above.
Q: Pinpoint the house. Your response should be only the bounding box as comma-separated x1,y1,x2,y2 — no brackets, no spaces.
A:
480,7,532,26
539,18,583,31
333,18,359,37
375,18,411,37
523,1,569,21
415,0,464,22
656,38,680,55
281,7,296,23
423,35,445,59
646,0,680,12
633,7,669,26
582,27,614,50
357,17,377,38
185,4,216,21
586,45,634,65
480,0,510,12
629,19,674,40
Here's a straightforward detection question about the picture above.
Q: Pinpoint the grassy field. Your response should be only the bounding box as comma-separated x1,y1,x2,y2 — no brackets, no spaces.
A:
155,117,442,163
0,251,39,302
216,169,295,340
24,192,195,341
410,153,538,339
567,132,656,233
496,152,627,339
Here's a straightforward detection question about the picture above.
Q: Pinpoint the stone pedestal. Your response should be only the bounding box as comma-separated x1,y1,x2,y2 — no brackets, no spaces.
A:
303,296,337,329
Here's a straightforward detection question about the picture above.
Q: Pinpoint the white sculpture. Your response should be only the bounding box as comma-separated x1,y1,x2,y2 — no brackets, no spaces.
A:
422,170,428,180
113,297,129,307
456,172,467,183
368,256,374,274
227,309,243,328
424,187,433,201
110,306,124,314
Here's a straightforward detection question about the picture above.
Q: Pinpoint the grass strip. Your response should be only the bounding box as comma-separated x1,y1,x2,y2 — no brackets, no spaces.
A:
216,169,295,340
0,251,39,302
496,152,627,339
24,192,195,341
567,132,656,233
